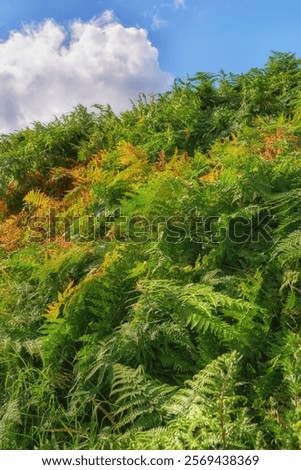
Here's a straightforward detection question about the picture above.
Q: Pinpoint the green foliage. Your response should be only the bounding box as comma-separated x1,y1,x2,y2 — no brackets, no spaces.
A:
1,52,301,449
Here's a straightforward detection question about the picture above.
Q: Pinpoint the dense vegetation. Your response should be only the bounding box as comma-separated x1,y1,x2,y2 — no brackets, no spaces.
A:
0,52,301,450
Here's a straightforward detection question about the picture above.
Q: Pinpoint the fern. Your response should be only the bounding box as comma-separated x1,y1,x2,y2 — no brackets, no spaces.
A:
44,280,76,321
110,352,258,450
109,364,176,431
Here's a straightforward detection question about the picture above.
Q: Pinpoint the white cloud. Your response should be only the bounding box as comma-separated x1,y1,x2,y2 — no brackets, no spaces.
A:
0,12,172,133
151,15,168,31
173,0,186,8
98,9,116,24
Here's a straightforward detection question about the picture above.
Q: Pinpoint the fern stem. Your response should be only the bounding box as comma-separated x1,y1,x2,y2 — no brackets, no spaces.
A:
219,384,227,449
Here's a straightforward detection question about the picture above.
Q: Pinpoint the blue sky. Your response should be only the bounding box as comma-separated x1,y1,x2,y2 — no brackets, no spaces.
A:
0,0,300,132
1,0,300,77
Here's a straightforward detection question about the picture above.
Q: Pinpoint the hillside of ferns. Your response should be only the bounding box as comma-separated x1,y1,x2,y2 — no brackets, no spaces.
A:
0,52,301,449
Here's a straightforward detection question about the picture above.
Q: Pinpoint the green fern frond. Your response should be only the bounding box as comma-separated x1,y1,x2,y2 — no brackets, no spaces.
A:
109,364,177,431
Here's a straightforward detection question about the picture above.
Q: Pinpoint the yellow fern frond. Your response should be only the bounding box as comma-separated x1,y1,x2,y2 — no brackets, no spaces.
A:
44,280,76,321
23,189,51,210
199,167,221,183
